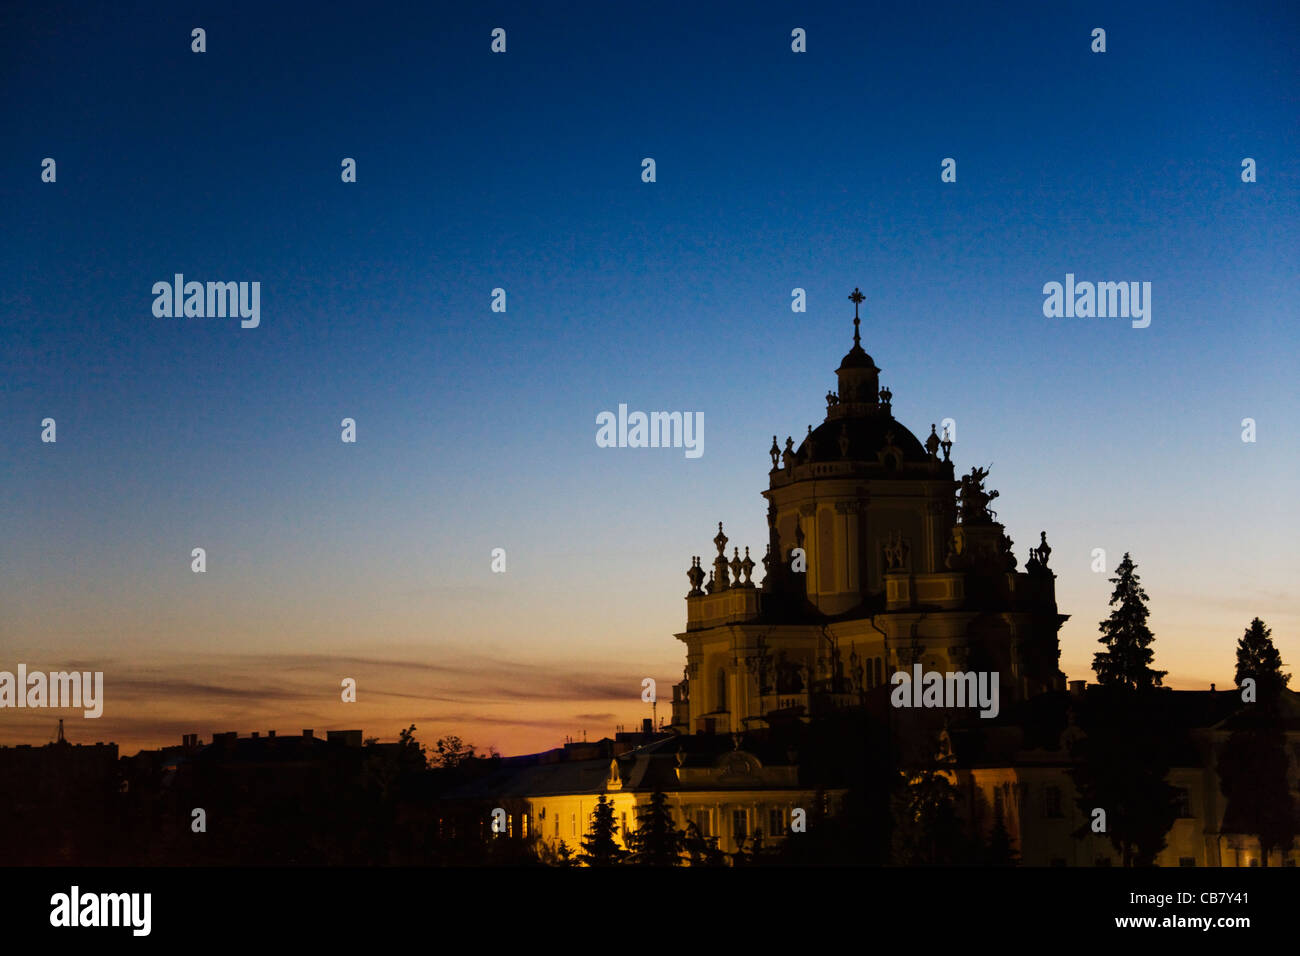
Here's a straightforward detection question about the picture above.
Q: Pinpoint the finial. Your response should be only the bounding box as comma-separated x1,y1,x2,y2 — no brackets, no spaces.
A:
848,287,865,346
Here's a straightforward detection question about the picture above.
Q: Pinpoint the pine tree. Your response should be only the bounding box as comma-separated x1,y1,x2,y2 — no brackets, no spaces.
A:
625,790,684,866
556,840,575,865
577,795,628,866
1071,555,1179,866
1234,617,1289,705
1220,618,1295,866
1093,553,1166,690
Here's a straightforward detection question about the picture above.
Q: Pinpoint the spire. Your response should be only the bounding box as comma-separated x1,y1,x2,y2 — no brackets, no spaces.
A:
848,287,865,347
836,285,880,400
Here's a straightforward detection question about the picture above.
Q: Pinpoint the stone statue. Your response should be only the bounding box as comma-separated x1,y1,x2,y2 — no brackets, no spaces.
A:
959,465,1000,524
925,424,940,459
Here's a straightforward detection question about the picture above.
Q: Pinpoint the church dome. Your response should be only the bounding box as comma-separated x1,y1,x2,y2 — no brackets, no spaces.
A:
837,341,878,371
798,413,929,464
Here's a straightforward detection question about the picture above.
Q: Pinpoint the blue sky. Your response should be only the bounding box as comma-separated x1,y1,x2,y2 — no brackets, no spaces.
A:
2,0,1297,753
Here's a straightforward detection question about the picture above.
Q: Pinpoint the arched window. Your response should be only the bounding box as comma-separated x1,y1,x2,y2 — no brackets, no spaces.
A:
717,668,728,711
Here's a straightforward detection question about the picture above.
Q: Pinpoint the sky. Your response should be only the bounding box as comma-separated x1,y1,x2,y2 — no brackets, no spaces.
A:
1,0,1297,756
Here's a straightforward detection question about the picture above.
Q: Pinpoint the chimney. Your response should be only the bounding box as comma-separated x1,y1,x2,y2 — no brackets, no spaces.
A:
1068,680,1086,697
302,729,314,739
641,717,653,735
268,730,275,738
251,732,259,739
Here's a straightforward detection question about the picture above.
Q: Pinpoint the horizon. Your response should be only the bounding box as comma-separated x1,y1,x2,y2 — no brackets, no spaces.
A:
3,0,1297,758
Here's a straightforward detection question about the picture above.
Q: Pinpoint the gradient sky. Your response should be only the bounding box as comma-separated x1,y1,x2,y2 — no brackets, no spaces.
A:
2,1,1297,756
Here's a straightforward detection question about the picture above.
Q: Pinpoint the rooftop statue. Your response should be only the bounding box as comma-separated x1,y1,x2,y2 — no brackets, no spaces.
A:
959,465,1000,524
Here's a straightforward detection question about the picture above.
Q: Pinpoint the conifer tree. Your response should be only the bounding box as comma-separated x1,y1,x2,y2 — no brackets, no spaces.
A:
1218,720,1296,867
1234,617,1289,704
1093,553,1166,690
625,790,684,866
1220,617,1295,866
1071,553,1178,865
577,794,627,866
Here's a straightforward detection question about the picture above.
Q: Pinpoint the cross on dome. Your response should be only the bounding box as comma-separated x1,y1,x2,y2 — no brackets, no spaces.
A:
848,287,865,346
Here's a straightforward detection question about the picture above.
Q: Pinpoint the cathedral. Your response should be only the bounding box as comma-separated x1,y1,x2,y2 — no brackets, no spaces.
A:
669,288,1067,736
448,291,1295,867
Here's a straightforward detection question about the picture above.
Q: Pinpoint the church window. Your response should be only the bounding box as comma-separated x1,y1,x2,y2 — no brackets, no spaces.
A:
1174,788,1192,818
695,810,710,836
717,668,728,710
769,808,783,835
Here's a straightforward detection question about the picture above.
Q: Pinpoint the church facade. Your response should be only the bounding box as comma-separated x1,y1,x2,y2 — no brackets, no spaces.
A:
670,288,1067,737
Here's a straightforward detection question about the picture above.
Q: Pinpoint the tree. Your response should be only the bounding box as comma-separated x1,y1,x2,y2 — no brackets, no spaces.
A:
1093,553,1166,690
682,821,727,866
1235,618,1289,704
397,724,428,770
1220,619,1295,867
1218,719,1297,866
432,735,477,769
1071,557,1180,866
625,791,684,866
578,795,628,866
1069,683,1181,867
889,764,972,864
